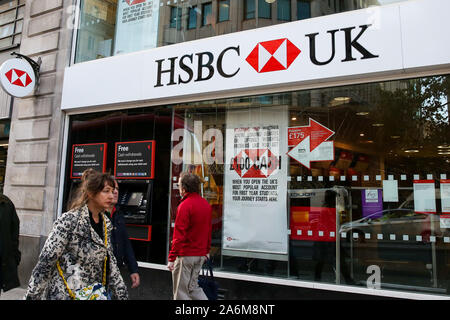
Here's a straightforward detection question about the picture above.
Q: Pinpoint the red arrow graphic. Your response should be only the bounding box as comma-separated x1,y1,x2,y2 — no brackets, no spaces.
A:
309,118,334,152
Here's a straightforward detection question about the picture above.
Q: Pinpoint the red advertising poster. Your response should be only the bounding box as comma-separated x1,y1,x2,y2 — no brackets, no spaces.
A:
114,140,155,179
287,118,334,169
70,143,107,179
290,206,336,242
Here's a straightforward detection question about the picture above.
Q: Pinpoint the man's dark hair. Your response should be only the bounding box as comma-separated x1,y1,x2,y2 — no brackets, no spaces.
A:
179,172,201,193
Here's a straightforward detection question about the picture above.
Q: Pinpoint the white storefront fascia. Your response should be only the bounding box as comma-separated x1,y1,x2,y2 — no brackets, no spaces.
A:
61,0,450,111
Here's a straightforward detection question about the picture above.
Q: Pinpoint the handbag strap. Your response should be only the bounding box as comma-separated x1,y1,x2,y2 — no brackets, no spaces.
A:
203,257,214,279
57,214,108,299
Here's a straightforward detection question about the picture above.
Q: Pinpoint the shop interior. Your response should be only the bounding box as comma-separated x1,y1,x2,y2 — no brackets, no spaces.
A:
63,74,450,295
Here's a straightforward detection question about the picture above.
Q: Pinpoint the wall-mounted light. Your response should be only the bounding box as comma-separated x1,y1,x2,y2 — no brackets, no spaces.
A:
265,0,276,3
372,123,384,127
356,112,369,116
404,149,419,153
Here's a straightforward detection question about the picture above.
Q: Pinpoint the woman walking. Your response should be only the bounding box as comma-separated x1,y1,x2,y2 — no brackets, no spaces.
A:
25,169,128,300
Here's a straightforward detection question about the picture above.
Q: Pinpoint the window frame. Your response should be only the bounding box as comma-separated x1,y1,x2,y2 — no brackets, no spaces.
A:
297,0,310,20
277,0,291,21
218,0,230,23
169,6,182,30
202,2,213,26
258,0,271,19
244,0,256,20
0,0,24,52
187,5,198,29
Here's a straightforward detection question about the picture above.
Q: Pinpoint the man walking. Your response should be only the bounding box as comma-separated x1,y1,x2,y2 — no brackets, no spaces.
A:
167,172,212,300
0,194,21,296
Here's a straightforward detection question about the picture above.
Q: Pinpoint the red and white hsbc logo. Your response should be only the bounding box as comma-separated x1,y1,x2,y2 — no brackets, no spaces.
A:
246,38,301,73
0,58,36,98
4,68,33,87
154,24,378,87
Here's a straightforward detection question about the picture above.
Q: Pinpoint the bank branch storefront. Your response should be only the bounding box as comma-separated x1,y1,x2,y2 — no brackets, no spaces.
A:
59,0,450,299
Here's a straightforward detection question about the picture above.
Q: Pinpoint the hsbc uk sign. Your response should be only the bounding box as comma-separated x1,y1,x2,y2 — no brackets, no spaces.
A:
66,2,430,110
154,24,378,87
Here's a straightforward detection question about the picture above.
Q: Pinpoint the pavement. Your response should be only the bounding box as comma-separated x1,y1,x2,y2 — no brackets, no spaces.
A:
0,287,27,300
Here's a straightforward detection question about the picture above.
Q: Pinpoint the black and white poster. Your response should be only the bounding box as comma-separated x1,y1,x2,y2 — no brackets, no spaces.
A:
115,140,155,179
223,106,288,260
70,143,107,178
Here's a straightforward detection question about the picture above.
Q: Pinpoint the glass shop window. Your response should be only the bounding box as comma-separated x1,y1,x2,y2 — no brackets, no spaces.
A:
169,74,450,297
64,107,173,265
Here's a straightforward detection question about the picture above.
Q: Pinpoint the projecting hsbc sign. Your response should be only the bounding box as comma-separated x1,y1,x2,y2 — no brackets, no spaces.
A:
0,57,38,98
61,0,450,110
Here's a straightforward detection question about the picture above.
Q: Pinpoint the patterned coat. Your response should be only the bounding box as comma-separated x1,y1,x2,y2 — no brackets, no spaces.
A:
25,205,128,300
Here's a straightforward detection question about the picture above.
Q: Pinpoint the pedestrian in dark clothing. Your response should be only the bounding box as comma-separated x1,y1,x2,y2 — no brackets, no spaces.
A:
107,179,140,289
0,194,21,295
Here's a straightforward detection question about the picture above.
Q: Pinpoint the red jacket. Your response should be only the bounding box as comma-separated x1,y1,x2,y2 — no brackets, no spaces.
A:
168,192,212,262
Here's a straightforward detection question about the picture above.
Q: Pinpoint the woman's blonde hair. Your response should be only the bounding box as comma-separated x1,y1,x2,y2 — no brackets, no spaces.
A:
68,169,115,210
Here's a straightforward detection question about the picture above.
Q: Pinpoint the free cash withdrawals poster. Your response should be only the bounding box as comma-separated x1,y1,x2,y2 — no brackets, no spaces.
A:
223,106,288,260
114,0,160,55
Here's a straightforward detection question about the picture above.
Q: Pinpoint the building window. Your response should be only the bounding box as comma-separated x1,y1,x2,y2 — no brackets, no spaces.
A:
0,0,24,51
258,0,271,19
170,6,182,29
202,2,212,26
218,0,230,22
297,0,310,20
187,6,197,29
244,0,255,19
73,0,414,64
277,0,291,21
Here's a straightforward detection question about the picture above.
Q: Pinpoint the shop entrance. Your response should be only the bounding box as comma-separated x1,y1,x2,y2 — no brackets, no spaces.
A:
64,107,172,264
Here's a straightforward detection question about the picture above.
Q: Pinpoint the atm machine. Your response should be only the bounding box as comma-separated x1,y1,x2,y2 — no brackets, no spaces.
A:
114,140,156,261
117,180,153,242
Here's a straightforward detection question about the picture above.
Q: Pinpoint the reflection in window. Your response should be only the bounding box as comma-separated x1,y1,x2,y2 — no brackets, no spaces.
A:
169,74,450,296
277,0,291,21
245,0,255,19
258,0,271,19
75,0,117,63
72,0,418,63
202,2,212,26
188,6,197,29
169,6,182,29
0,0,23,51
218,0,230,22
297,0,310,20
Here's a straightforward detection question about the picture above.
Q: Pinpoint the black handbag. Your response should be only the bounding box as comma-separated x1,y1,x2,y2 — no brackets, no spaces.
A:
198,257,219,300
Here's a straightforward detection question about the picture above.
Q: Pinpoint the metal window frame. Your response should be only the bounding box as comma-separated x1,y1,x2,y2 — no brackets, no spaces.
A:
0,1,24,52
